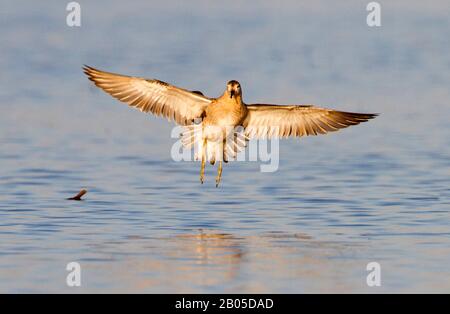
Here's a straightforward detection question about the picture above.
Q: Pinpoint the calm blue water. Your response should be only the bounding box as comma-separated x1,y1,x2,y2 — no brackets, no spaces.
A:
0,0,449,293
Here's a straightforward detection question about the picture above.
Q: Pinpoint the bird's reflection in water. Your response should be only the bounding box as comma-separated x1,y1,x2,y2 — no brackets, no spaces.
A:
174,229,244,266
159,229,245,290
85,229,365,293
95,230,247,292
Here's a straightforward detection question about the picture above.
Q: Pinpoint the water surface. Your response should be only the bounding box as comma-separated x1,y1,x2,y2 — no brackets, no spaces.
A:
0,0,449,293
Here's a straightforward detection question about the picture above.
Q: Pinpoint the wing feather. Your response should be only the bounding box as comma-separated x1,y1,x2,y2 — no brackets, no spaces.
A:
243,104,377,139
83,65,211,125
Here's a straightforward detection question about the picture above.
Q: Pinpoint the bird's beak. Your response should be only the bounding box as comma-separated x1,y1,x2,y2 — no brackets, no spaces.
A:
230,90,235,98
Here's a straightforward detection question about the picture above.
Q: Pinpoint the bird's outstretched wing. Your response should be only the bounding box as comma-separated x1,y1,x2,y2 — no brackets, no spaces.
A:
83,65,212,125
243,104,377,139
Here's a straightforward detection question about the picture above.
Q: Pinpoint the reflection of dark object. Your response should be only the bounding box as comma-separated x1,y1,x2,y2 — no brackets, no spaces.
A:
67,189,87,201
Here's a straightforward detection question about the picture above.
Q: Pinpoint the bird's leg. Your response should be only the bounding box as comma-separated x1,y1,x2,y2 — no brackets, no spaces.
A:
200,138,206,184
215,161,223,188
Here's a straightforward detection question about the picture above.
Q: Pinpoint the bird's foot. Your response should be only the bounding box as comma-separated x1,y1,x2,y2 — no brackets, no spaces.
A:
215,176,221,188
215,161,223,188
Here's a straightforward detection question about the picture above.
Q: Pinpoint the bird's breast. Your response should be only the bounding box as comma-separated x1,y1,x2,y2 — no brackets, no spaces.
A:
204,102,246,127
202,104,245,141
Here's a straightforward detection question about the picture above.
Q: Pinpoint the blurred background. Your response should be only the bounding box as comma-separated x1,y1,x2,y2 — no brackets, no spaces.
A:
0,0,449,292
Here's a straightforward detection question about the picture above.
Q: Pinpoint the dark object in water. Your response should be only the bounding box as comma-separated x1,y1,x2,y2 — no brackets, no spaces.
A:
67,189,87,201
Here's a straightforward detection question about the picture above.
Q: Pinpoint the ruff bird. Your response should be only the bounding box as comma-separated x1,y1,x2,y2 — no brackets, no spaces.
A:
83,65,377,187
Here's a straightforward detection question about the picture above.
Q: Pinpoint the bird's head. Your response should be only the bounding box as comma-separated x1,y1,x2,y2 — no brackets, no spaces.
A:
226,80,242,99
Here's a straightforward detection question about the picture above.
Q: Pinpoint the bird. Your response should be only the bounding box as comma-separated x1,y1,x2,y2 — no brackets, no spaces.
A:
83,65,377,187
